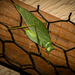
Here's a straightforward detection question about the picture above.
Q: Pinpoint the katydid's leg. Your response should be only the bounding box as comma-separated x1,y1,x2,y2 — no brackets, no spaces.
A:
8,25,35,30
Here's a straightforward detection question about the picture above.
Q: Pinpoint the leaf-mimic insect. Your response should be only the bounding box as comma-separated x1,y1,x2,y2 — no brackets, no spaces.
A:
9,2,53,55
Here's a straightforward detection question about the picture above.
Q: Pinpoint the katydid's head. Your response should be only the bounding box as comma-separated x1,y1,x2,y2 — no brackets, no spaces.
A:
45,42,53,54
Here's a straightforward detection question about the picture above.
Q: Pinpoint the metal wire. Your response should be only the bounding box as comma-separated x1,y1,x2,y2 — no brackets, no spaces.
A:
0,1,75,75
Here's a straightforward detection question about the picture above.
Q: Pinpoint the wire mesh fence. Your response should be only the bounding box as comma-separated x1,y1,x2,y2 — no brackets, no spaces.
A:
0,0,75,75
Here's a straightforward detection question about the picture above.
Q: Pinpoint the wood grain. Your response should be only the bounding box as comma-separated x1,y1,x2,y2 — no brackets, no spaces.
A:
20,0,75,23
0,0,75,75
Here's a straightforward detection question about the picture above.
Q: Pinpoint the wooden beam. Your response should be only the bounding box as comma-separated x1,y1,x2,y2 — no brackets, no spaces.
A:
0,0,75,75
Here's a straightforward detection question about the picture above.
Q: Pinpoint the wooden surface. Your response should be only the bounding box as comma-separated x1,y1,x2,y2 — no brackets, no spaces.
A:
0,0,75,75
20,0,75,23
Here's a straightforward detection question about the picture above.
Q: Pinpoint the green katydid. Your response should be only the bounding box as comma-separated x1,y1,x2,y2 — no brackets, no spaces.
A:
9,3,53,55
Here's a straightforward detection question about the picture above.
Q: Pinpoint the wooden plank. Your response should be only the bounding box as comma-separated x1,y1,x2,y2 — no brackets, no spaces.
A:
20,0,75,23
0,0,75,75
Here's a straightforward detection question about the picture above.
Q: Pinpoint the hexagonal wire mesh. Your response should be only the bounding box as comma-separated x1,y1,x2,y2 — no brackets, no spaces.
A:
0,0,75,75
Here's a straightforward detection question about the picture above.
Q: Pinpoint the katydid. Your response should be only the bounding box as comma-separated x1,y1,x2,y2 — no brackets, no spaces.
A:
9,3,53,55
